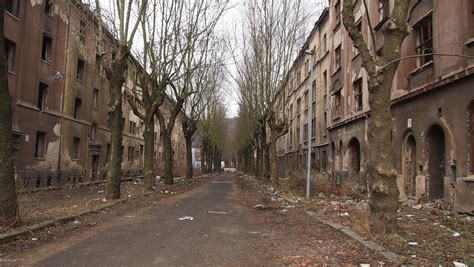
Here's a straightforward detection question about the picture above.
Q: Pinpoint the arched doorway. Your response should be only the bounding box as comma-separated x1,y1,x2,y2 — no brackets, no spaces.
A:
427,125,445,200
469,101,474,175
337,140,343,171
403,135,417,197
348,138,361,181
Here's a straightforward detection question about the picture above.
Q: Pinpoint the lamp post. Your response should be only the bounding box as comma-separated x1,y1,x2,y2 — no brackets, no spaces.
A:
305,49,314,199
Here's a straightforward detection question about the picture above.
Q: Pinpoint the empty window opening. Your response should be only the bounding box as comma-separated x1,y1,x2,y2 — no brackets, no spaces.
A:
38,83,48,111
35,131,46,158
5,38,16,72
41,35,53,62
74,97,82,119
76,58,85,81
72,137,80,159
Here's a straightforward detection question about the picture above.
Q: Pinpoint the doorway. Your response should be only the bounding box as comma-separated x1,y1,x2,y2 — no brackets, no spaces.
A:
91,155,100,181
403,135,417,197
427,125,445,200
348,138,361,180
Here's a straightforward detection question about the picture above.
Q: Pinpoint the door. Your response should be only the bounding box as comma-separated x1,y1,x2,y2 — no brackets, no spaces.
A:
91,155,100,181
427,125,445,200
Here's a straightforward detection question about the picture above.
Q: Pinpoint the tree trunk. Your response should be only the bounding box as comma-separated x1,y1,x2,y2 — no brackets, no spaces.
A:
185,134,193,179
270,135,279,187
0,1,18,225
105,46,128,200
143,117,155,190
263,142,270,182
162,131,174,185
255,146,261,177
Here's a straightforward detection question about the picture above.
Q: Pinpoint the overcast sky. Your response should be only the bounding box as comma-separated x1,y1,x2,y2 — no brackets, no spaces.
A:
97,0,328,118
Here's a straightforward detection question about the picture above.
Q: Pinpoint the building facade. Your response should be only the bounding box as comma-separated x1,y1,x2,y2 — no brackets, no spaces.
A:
275,0,474,213
5,0,187,189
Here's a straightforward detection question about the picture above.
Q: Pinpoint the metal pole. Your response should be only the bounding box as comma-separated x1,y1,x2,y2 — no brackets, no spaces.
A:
306,49,314,199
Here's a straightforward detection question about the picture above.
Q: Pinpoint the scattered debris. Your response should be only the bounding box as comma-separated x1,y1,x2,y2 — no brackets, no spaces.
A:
453,262,468,267
338,212,350,217
31,238,38,241
72,220,80,225
412,204,422,210
450,231,461,237
408,242,418,246
252,204,271,210
97,190,104,193
178,216,194,221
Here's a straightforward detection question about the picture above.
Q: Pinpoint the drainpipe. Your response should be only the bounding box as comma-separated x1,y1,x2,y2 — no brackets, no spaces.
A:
305,48,315,199
57,1,71,185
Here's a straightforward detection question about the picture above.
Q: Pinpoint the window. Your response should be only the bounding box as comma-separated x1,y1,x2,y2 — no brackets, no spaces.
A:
128,146,134,161
4,39,16,72
322,34,327,52
72,137,80,159
335,45,341,71
312,80,316,102
45,0,53,16
79,19,86,43
76,58,85,81
41,35,53,62
93,88,99,108
74,97,82,119
35,132,46,158
378,0,389,22
6,0,20,17
91,123,97,142
334,0,341,26
37,83,48,111
415,15,433,66
305,59,309,74
354,79,363,111
352,21,362,56
334,91,342,119
322,71,327,92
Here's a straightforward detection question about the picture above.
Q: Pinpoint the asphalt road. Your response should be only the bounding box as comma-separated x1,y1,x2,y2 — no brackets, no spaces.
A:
36,174,269,267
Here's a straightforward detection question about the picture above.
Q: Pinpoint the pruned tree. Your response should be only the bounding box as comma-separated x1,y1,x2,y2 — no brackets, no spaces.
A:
0,1,18,226
342,0,410,235
93,0,148,199
156,0,228,185
181,51,223,179
234,0,308,185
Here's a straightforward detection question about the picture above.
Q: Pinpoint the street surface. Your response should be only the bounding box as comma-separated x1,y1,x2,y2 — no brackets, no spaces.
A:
9,173,383,266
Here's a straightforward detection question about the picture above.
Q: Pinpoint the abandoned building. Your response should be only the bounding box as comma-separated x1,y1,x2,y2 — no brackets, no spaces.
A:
275,0,474,214
5,0,186,189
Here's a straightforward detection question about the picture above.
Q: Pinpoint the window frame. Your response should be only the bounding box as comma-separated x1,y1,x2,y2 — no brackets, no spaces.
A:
415,15,433,66
38,83,48,111
35,131,47,158
41,34,53,63
4,38,16,73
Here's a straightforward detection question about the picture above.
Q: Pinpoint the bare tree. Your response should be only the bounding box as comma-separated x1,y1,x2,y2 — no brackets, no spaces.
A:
93,0,148,199
181,53,223,179
342,0,410,235
0,1,18,226
156,0,228,185
234,0,308,184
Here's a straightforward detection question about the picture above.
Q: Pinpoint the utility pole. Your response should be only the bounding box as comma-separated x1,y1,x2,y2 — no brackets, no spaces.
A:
305,49,314,199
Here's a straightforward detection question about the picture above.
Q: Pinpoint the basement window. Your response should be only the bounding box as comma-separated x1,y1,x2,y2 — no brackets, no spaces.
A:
37,83,48,111
5,38,16,73
72,137,80,159
35,132,46,158
41,35,53,63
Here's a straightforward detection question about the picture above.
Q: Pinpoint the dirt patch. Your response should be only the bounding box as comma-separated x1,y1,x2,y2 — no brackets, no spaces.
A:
236,174,386,265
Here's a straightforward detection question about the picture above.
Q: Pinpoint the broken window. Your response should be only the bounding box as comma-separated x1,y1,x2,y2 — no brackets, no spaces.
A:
35,132,46,158
72,137,80,159
93,88,99,108
37,83,48,111
415,15,433,66
79,19,86,44
41,35,53,63
4,38,16,72
354,78,363,111
352,21,362,56
335,45,341,71
6,0,20,17
76,58,85,81
45,0,53,16
74,97,82,119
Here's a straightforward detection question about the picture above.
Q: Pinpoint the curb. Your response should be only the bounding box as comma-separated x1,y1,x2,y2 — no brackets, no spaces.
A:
305,210,399,262
0,175,207,243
